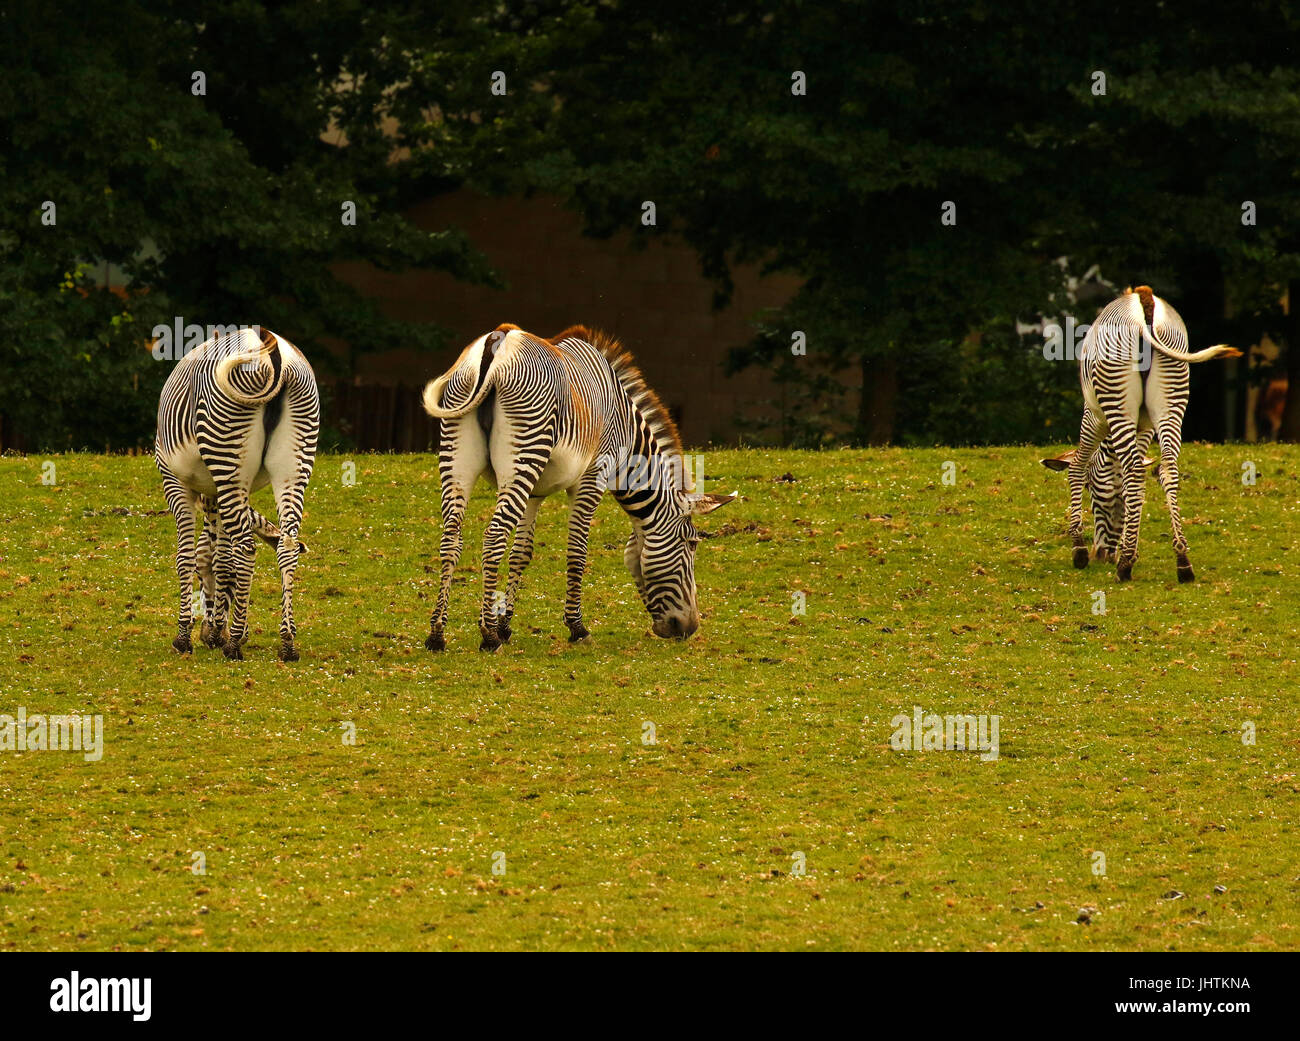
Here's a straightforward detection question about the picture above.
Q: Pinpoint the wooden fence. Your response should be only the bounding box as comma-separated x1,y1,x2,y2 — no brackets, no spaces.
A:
325,382,440,453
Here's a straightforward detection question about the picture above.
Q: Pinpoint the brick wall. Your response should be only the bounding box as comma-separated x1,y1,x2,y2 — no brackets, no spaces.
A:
331,189,840,446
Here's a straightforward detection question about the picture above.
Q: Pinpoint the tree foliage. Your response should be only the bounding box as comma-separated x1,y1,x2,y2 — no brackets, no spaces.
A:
0,1,497,450
404,0,1300,443
6,1,1300,448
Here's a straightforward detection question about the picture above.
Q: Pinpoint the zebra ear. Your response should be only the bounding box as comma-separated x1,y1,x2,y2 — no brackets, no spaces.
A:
1040,450,1075,472
682,490,738,516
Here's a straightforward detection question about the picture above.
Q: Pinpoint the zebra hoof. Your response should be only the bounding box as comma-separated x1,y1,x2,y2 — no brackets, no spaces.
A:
567,624,591,643
479,637,502,653
498,623,512,644
1177,565,1195,584
278,643,299,662
222,641,244,661
424,633,446,652
1072,547,1090,569
172,635,192,655
200,621,222,648
1116,563,1133,582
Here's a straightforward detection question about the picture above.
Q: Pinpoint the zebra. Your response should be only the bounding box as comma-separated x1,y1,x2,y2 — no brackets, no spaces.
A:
1041,442,1159,563
1066,286,1240,581
155,327,319,660
420,323,736,651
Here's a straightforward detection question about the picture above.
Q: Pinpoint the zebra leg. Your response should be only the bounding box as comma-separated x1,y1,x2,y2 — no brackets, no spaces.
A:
1066,410,1103,568
271,487,308,662
426,417,487,652
479,463,551,653
1115,428,1155,581
1156,424,1194,582
1153,462,1170,496
217,498,257,660
563,472,605,642
160,466,199,654
263,377,317,661
426,488,467,652
499,497,542,644
1091,506,1111,564
210,510,236,647
197,498,222,647
272,531,303,659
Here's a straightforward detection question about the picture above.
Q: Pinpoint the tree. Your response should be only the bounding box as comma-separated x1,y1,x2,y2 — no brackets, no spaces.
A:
402,0,1300,444
0,1,498,450
9,1,1300,448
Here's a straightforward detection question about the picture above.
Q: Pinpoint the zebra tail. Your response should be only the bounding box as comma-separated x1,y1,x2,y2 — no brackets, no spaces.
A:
1139,324,1243,364
213,329,287,406
421,332,504,418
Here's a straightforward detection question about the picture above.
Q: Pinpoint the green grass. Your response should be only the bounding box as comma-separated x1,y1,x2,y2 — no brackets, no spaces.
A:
1,444,1297,951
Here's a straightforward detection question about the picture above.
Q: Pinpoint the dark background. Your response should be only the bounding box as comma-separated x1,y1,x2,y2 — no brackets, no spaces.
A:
2,0,1298,451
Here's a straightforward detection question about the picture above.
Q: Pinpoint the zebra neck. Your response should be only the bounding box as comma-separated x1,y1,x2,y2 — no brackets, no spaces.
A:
606,437,686,525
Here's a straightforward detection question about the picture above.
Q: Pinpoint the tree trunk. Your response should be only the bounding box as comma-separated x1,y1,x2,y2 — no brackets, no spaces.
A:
1280,279,1300,442
859,354,898,445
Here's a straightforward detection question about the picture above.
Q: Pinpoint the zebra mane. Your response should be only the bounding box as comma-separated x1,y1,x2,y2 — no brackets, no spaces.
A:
550,325,685,459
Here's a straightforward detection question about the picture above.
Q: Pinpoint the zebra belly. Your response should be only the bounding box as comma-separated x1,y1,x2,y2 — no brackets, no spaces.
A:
488,404,592,497
160,441,219,497
532,442,595,497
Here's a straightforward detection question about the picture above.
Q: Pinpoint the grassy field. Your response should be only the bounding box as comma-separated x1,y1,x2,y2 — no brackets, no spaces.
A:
1,444,1297,951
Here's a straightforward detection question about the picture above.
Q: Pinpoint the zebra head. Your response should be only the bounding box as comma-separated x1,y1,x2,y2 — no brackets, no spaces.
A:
1041,446,1158,562
626,491,737,639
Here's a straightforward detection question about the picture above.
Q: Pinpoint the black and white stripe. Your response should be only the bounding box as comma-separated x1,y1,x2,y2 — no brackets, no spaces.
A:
421,324,735,651
1065,287,1238,581
155,327,319,659
1041,441,1162,563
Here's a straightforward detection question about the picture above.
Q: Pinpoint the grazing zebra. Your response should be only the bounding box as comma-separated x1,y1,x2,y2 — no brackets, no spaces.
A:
420,323,736,651
155,327,319,660
1067,286,1240,581
1041,443,1159,563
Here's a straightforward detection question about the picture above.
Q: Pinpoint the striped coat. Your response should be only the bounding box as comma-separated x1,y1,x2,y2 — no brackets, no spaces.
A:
155,327,319,659
1065,287,1239,581
420,323,735,651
